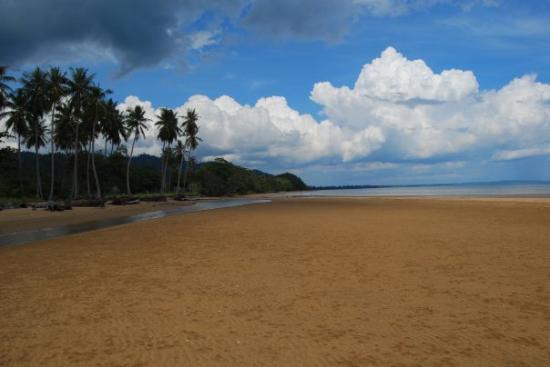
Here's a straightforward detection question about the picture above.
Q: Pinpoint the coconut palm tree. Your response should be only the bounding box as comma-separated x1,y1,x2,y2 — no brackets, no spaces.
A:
54,101,76,151
4,90,29,196
125,105,149,195
45,67,68,202
85,84,110,198
21,67,49,199
24,115,47,198
0,66,15,111
67,67,94,199
101,99,127,155
155,108,180,194
178,109,201,195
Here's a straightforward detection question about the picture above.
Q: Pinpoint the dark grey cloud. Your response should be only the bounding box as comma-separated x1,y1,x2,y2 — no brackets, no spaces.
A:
0,0,495,73
242,0,362,42
0,0,244,73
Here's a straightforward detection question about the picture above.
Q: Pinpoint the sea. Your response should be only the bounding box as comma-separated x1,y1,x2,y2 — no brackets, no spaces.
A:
293,182,550,198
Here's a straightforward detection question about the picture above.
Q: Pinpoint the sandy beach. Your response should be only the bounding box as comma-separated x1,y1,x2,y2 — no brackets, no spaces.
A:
1,197,549,366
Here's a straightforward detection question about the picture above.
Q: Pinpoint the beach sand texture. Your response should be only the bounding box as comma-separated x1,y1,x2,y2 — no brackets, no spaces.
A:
1,198,549,366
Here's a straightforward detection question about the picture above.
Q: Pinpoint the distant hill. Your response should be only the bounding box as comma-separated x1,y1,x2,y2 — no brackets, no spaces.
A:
195,158,308,196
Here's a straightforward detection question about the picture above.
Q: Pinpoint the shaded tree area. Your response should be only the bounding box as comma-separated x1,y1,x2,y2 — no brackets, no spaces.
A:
0,151,308,199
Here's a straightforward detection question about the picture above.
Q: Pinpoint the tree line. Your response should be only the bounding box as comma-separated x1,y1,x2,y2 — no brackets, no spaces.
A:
0,65,200,202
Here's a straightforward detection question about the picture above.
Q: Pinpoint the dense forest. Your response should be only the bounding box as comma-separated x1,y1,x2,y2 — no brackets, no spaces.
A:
0,66,308,203
0,146,307,200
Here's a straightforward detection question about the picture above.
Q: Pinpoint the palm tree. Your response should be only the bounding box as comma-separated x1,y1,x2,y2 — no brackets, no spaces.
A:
45,67,68,202
177,109,201,195
85,84,110,198
0,66,15,111
155,108,180,194
21,67,49,199
125,105,149,195
24,116,47,199
4,90,29,195
175,140,185,195
67,68,94,199
101,99,126,155
54,101,76,151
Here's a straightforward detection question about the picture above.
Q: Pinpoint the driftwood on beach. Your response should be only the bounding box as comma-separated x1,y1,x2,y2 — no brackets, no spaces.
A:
140,195,167,202
173,195,189,201
110,197,140,206
70,199,106,208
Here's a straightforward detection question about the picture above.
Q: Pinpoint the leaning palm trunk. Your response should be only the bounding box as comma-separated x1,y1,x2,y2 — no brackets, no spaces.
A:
126,135,137,195
48,104,56,202
72,122,80,199
91,139,101,199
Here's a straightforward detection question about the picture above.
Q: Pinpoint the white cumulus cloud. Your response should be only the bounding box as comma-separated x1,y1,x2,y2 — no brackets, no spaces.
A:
112,47,549,176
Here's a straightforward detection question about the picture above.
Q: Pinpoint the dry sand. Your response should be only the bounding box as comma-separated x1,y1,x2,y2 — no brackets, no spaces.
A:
1,197,549,366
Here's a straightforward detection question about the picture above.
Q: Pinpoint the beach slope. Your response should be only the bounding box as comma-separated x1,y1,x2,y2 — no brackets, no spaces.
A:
1,198,549,366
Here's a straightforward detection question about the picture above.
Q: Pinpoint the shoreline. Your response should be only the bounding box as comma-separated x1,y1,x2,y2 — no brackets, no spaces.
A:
2,194,550,239
0,199,197,235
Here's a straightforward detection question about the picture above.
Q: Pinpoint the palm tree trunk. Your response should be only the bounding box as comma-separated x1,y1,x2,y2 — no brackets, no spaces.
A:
86,141,91,197
48,104,56,202
164,143,172,193
126,135,137,195
176,146,185,195
110,142,114,156
91,115,101,199
160,141,166,193
33,120,43,200
17,134,22,197
72,122,79,199
104,139,107,156
35,142,42,200
182,150,190,196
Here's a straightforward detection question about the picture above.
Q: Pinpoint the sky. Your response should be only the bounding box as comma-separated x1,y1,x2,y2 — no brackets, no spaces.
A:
1,0,550,186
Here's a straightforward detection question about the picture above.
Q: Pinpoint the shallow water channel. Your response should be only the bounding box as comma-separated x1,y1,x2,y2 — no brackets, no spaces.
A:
0,198,270,247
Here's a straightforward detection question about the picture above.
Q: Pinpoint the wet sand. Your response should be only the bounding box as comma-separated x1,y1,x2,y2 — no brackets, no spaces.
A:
0,200,196,235
1,197,549,366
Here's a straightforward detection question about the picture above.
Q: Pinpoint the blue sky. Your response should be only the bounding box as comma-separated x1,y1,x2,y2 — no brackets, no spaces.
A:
1,0,550,185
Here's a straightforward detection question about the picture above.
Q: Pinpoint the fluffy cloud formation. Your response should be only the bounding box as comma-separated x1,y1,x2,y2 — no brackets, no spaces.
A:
119,94,384,165
311,47,550,161
353,47,478,102
117,47,550,179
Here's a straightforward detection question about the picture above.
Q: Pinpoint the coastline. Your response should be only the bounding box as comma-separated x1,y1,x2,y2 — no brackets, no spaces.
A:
1,196,549,366
0,199,197,235
2,194,550,239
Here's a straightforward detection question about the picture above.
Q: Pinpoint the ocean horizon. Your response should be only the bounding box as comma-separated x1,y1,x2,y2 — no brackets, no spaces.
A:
296,181,550,197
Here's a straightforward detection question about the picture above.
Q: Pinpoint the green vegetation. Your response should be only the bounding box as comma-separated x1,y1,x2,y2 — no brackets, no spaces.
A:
0,150,307,199
196,158,307,196
0,65,308,203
